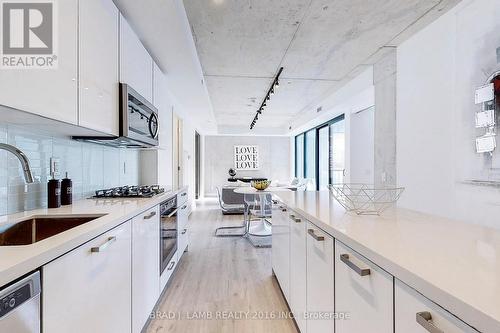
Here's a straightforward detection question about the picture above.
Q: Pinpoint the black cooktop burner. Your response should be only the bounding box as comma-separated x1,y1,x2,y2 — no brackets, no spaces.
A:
92,185,165,198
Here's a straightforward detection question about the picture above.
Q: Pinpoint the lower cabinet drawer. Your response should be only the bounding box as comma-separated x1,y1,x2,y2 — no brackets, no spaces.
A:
289,211,307,333
335,240,393,333
395,279,479,333
160,252,178,291
178,226,188,255
43,221,132,333
306,222,334,333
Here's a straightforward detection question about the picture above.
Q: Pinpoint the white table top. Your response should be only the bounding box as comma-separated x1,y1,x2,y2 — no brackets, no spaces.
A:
233,186,293,194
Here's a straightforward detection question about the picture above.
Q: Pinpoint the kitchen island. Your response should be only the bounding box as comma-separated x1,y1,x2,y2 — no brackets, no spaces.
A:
272,190,499,333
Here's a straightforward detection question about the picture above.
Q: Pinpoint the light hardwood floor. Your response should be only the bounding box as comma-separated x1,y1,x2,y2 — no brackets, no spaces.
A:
146,199,298,333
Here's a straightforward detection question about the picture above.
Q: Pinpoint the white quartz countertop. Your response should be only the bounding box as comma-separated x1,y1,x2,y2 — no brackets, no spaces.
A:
275,191,499,333
0,187,186,287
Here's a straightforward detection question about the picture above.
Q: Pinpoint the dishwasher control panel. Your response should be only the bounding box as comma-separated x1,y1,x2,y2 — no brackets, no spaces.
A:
0,271,40,320
0,283,31,318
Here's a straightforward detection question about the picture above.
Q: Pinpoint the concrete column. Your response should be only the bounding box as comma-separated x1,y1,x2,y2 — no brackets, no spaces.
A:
374,49,397,186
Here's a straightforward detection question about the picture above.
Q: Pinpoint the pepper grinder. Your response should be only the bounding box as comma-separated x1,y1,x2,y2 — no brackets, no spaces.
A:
61,172,72,205
48,174,61,208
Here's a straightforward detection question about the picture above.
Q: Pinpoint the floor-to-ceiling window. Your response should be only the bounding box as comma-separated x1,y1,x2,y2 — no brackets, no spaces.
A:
304,129,317,190
295,134,304,178
295,115,345,190
329,119,345,185
318,125,330,190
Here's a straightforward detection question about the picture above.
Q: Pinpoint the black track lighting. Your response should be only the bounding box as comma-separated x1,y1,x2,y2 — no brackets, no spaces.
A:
250,67,283,130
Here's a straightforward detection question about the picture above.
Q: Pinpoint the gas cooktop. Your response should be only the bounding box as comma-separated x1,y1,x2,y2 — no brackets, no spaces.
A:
92,185,165,198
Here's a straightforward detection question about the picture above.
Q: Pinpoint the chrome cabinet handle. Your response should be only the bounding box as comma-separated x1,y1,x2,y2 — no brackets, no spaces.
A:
340,254,370,276
416,312,444,333
167,261,175,270
181,205,187,210
181,228,187,234
307,229,325,241
281,208,287,212
143,211,157,219
289,214,301,223
91,236,116,253
180,192,187,196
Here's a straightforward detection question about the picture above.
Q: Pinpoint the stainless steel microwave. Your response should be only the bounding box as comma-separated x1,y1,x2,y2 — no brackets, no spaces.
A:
73,83,159,148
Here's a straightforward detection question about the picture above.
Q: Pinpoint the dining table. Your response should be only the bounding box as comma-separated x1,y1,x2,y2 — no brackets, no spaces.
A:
233,186,292,243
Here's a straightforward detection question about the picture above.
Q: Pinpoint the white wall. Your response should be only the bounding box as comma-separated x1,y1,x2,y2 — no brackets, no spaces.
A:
204,136,290,196
350,107,375,183
182,119,196,208
397,0,500,228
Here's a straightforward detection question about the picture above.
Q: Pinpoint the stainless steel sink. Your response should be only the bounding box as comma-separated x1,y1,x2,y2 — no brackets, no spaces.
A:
0,215,106,246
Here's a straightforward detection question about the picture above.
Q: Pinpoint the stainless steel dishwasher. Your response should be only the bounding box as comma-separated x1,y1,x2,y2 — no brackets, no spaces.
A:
0,271,41,333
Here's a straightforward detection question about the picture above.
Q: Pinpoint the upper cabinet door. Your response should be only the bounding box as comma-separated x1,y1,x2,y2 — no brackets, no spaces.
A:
120,15,153,102
79,0,119,135
0,0,78,124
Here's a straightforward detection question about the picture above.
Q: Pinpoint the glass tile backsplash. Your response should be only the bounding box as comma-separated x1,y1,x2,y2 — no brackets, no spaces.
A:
0,124,139,215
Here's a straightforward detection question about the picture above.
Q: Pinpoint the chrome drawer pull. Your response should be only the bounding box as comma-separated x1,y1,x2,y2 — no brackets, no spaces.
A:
91,236,116,253
180,192,187,196
340,254,370,276
167,261,175,270
281,208,287,212
416,312,444,333
143,211,157,219
181,205,187,210
181,228,187,234
307,229,325,241
289,214,301,223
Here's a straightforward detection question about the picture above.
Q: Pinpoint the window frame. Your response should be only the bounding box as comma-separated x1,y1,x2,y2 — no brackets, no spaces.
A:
294,114,345,190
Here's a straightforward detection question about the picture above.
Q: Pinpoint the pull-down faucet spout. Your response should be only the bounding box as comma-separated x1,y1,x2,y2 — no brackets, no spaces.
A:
0,143,34,183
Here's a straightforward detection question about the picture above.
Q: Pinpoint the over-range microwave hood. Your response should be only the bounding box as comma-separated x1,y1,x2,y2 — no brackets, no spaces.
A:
73,83,159,148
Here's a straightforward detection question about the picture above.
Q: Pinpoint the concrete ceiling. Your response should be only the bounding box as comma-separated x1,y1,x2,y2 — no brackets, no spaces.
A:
183,0,460,134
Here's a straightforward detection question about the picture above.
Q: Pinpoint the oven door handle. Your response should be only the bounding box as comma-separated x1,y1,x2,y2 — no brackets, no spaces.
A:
166,207,179,218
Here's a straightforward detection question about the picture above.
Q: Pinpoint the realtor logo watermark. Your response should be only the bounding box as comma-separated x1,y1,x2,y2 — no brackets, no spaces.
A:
1,0,57,68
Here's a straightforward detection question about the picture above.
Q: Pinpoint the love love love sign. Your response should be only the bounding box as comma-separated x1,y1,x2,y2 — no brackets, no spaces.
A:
234,145,259,170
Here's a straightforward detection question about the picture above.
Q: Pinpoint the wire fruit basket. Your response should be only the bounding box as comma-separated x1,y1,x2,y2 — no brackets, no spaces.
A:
328,183,405,215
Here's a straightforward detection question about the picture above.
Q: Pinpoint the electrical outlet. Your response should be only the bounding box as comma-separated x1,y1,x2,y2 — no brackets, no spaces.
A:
50,157,60,177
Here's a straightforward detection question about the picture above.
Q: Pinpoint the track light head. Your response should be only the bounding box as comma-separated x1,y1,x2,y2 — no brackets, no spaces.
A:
266,95,270,101
275,80,279,87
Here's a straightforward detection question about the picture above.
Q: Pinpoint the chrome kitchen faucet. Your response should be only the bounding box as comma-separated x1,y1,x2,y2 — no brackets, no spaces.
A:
0,143,34,183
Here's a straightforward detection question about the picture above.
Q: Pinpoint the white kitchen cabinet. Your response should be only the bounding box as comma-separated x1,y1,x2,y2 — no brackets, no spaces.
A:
43,220,132,333
78,0,119,135
141,63,173,185
289,210,308,333
272,202,290,300
177,201,189,255
335,240,393,333
120,14,153,102
306,222,334,333
395,279,479,333
132,206,160,333
0,0,78,124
